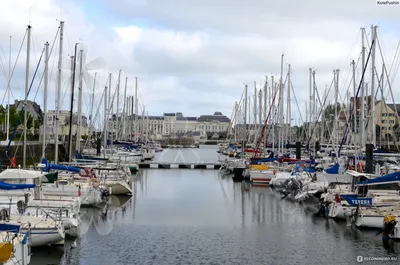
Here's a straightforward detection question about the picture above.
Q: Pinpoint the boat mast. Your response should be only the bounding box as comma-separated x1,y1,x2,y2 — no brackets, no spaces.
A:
23,25,31,168
360,28,366,150
68,43,77,162
271,76,275,152
42,41,49,159
76,49,84,154
335,69,340,156
108,73,112,147
131,96,134,141
312,70,316,155
122,77,128,139
103,83,108,155
88,72,97,143
351,60,357,147
6,36,11,142
54,21,64,164
243,84,247,146
370,25,377,147
116,70,121,140
135,77,138,142
279,53,284,155
263,77,268,148
287,64,291,147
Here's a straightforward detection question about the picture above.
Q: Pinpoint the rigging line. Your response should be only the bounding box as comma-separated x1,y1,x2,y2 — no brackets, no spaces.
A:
63,27,74,55
32,27,60,103
0,45,10,83
377,36,400,100
306,75,335,147
0,30,28,106
83,86,105,149
7,47,45,163
338,38,375,157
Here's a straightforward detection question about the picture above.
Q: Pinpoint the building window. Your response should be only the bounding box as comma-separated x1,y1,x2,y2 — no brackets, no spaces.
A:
382,120,386,123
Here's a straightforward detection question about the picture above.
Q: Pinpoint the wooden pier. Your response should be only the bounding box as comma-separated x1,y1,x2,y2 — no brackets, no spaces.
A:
139,162,222,170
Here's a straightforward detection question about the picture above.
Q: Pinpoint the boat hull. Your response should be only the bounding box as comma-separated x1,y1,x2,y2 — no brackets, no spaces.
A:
105,181,132,195
249,170,274,184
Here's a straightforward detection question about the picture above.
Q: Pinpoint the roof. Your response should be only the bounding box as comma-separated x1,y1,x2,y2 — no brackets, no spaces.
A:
198,113,231,123
386,104,400,114
164,113,175,116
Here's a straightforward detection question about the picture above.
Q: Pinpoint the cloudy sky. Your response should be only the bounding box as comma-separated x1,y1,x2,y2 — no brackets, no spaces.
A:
0,0,399,128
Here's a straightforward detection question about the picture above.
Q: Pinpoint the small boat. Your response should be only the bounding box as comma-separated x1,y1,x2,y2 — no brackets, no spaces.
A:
0,213,65,247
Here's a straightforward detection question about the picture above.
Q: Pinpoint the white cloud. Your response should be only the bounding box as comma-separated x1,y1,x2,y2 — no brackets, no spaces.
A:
0,0,399,127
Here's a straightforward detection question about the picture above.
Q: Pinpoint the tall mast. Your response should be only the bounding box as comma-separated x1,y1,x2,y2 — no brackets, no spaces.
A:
88,72,97,142
122,77,128,139
308,68,312,150
54,21,64,164
108,73,112,146
370,25,377,147
103,83,108,153
76,49,84,154
135,77,138,142
23,25,31,168
279,53,284,154
42,41,49,158
131,96,134,141
287,64,291,146
68,44,77,161
312,70,316,155
360,28,366,149
271,76,275,151
335,69,340,156
254,81,257,125
116,70,121,139
243,84,247,144
263,77,268,148
142,105,145,141
351,60,357,146
6,36,11,141
258,89,262,126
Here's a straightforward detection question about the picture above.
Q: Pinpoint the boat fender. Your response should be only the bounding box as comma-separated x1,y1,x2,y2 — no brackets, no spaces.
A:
0,242,12,263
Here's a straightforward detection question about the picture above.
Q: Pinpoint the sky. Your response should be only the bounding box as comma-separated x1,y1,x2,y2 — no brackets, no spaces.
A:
0,0,400,128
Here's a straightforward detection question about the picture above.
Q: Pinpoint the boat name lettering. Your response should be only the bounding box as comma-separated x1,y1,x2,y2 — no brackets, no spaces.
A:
351,199,371,205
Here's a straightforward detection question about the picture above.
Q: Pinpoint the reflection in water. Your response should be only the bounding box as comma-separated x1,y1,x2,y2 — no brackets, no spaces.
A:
30,193,134,265
28,148,400,264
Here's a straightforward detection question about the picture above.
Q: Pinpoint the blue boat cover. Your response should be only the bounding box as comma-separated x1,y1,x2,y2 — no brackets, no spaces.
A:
356,171,400,186
0,181,35,190
325,163,339,174
40,158,81,173
251,157,277,164
0,223,20,232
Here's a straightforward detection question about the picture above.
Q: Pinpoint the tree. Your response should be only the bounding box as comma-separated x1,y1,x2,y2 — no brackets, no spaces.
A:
322,103,346,139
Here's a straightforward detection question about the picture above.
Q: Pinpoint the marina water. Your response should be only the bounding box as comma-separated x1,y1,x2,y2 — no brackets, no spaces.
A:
31,146,400,265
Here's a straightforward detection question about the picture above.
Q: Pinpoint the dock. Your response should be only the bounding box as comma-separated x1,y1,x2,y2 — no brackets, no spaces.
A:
139,162,222,169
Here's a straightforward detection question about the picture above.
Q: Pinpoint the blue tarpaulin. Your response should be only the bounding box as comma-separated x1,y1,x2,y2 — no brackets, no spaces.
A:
0,182,35,190
356,171,400,186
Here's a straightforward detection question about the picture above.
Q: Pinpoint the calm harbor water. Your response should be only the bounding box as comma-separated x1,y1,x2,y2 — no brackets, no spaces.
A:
31,146,399,265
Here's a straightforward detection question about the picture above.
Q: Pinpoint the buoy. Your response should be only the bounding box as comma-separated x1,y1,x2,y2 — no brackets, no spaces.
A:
0,242,12,263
